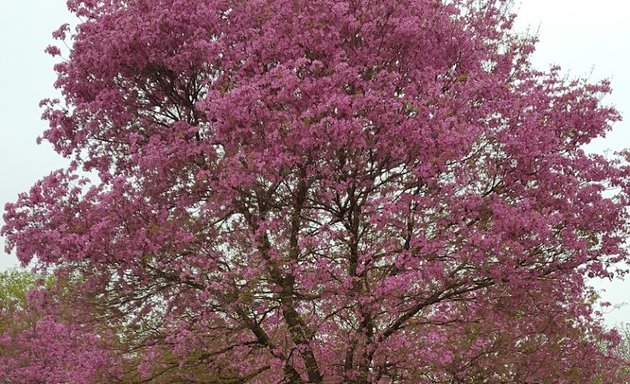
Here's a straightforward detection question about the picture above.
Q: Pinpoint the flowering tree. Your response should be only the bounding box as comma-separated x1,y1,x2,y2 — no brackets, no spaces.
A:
0,271,120,383
3,0,630,382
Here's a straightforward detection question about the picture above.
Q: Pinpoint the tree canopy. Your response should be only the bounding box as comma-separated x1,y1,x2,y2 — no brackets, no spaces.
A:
2,0,630,382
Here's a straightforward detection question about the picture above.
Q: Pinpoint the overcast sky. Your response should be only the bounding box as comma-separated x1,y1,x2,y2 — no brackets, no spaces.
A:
1,1,71,269
0,1,628,324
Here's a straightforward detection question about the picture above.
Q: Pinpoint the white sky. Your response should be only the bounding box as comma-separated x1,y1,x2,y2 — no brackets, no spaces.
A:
0,1,71,265
0,1,628,324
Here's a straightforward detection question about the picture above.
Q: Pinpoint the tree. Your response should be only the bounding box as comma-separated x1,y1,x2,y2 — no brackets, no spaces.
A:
0,270,122,383
615,323,630,361
3,0,630,382
0,269,36,333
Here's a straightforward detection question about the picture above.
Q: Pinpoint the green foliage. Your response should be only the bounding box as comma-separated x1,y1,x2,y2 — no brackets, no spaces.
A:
617,323,630,361
0,269,36,332
0,269,36,310
0,269,55,330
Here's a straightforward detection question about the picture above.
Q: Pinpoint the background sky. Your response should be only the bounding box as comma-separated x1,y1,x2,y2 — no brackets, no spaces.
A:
0,1,628,324
0,1,71,269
